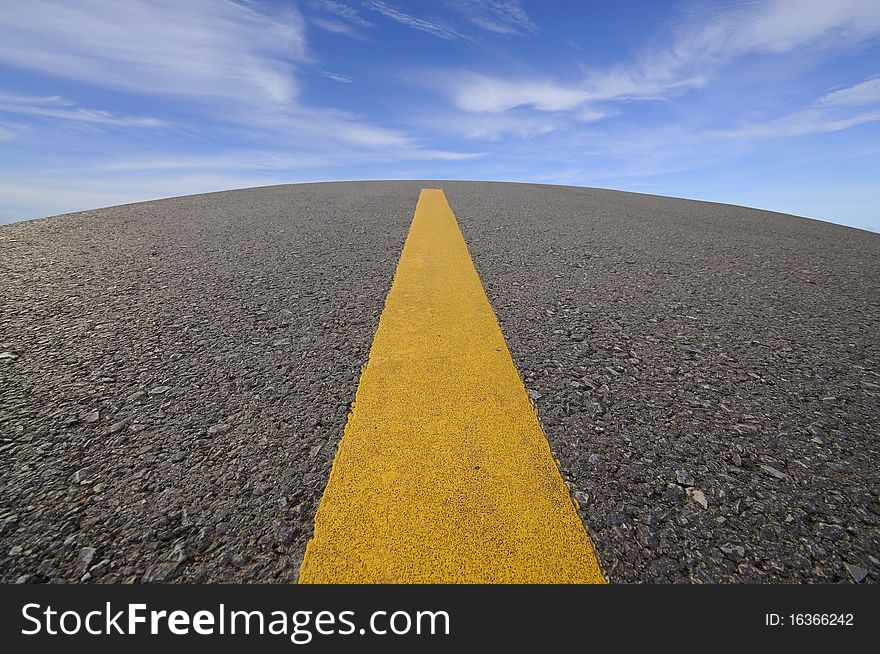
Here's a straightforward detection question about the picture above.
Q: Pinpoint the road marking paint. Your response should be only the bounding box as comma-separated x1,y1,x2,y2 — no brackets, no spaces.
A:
299,189,605,583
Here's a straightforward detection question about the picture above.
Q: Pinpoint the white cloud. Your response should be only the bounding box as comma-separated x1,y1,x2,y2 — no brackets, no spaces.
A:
415,109,565,140
313,1,372,28
311,2,374,37
0,93,163,127
312,17,357,34
408,149,485,161
722,108,880,139
820,77,880,106
448,0,880,116
713,0,880,55
451,75,589,112
322,71,353,83
326,120,410,147
0,0,306,107
364,0,537,40
84,147,480,180
720,75,880,139
0,0,443,153
96,153,333,173
447,1,538,36
575,107,615,123
95,147,482,174
365,1,463,40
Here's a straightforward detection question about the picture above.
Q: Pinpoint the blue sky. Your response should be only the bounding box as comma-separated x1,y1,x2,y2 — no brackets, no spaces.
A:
0,0,878,231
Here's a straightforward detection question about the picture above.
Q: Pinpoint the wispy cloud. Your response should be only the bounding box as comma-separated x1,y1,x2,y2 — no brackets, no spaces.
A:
96,148,483,174
364,0,537,40
722,77,880,138
721,109,880,138
365,1,463,40
820,77,880,106
0,93,163,127
313,1,373,28
0,0,442,154
312,17,358,35
0,0,306,106
575,107,615,123
447,0,538,36
322,70,353,83
450,74,589,112
432,111,564,140
310,1,373,37
447,0,880,116
697,0,880,55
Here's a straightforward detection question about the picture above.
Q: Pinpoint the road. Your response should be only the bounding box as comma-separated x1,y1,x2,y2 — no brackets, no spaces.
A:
1,181,877,583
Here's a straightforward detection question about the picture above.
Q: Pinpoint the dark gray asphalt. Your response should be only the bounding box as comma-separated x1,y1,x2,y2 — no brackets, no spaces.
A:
445,182,880,583
1,181,878,583
0,182,417,582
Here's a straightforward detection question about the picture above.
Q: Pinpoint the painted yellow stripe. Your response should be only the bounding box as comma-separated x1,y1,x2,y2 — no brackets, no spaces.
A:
299,189,605,583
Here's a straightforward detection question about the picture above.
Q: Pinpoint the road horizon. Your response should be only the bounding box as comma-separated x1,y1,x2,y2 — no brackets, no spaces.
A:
2,179,877,235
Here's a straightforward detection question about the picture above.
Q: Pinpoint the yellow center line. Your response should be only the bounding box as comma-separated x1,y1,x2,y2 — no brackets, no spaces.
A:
298,189,605,583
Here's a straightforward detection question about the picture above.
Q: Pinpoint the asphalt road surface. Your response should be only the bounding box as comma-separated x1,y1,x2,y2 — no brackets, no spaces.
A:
1,181,877,583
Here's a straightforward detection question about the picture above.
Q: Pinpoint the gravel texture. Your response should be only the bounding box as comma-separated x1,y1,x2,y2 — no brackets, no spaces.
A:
444,181,880,583
2,180,878,584
0,182,417,583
